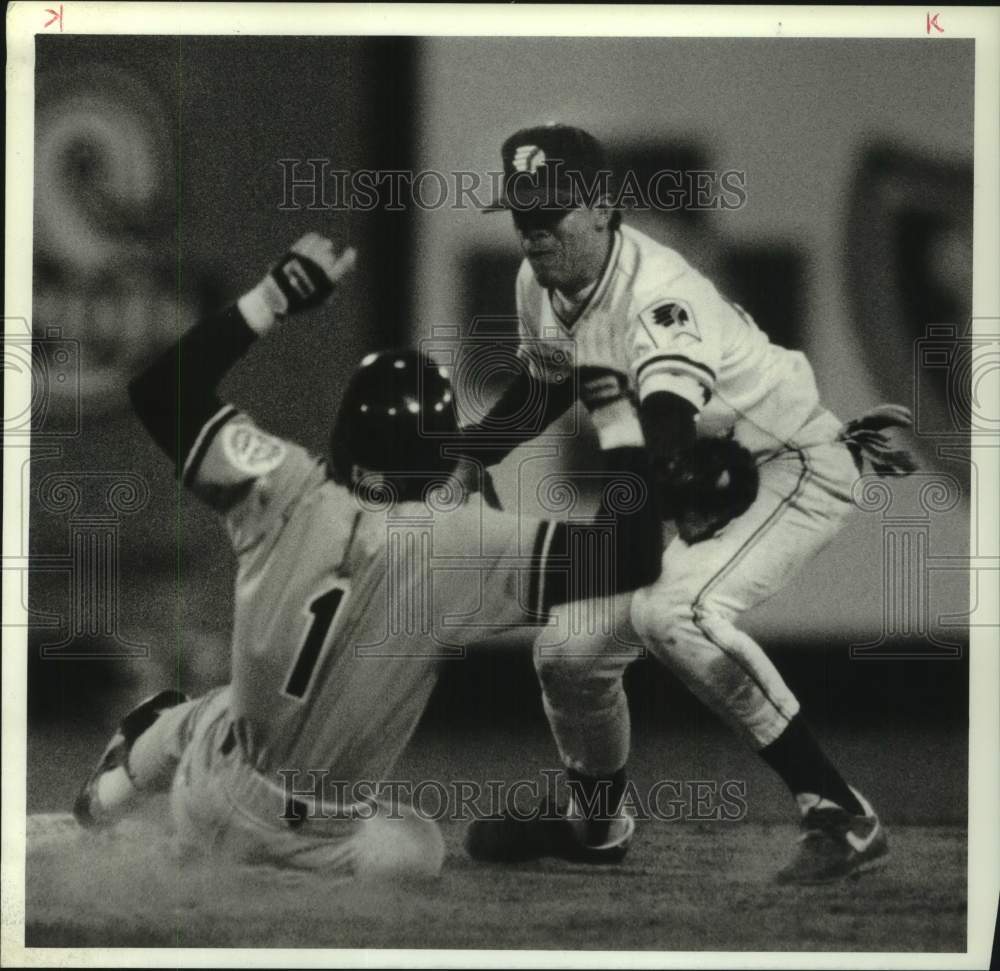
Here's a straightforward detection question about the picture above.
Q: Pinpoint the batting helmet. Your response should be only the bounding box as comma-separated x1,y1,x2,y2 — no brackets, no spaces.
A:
329,349,459,502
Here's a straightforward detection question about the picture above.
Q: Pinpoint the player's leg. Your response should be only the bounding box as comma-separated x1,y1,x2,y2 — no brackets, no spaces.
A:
465,594,642,863
168,632,446,876
532,594,639,772
536,594,641,845
73,688,196,827
169,724,446,878
630,443,887,881
235,803,446,878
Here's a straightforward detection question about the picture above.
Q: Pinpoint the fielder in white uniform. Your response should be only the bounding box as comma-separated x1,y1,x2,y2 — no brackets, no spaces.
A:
73,232,667,879
464,125,913,883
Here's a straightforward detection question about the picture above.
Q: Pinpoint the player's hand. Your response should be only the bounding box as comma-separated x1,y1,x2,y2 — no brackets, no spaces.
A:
577,366,630,413
452,457,503,510
578,366,644,449
266,233,357,316
661,437,759,544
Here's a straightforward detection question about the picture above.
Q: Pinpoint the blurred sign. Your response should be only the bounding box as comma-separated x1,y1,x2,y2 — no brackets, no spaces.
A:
845,144,973,451
32,65,219,416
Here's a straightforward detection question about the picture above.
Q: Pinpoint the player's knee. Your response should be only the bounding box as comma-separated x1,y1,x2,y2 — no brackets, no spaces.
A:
630,590,696,652
536,650,626,716
534,648,624,715
533,646,594,693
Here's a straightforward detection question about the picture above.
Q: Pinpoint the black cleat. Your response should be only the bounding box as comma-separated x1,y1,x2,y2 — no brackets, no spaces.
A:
776,791,888,885
464,794,634,865
73,689,189,828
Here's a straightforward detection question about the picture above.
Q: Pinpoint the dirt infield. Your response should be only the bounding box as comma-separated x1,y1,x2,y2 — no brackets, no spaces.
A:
24,812,965,952
22,694,968,955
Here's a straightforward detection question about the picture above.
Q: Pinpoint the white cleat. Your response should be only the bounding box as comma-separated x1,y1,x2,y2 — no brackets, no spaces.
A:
776,790,888,885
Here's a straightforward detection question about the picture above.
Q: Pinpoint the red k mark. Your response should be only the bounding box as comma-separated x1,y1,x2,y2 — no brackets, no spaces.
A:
926,12,944,34
45,4,63,30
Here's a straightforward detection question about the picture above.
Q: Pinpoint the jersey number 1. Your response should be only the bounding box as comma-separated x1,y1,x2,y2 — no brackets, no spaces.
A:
284,584,349,700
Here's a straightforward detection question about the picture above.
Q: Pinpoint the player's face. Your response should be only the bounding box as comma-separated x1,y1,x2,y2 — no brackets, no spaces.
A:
512,205,612,293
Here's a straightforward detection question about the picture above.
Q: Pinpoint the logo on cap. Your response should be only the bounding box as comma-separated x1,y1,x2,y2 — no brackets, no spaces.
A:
512,145,546,174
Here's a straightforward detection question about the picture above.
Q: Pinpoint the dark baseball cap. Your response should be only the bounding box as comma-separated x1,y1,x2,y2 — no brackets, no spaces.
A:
483,124,614,213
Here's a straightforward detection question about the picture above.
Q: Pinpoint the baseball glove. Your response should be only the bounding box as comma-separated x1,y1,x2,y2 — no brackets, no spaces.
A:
837,403,917,476
661,437,759,544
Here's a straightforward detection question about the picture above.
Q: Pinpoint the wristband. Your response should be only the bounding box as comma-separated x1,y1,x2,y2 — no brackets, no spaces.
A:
237,277,286,336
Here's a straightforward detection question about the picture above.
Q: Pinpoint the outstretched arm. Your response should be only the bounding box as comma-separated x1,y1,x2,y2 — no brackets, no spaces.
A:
536,447,662,613
454,366,577,470
531,375,663,612
129,233,356,479
638,390,697,469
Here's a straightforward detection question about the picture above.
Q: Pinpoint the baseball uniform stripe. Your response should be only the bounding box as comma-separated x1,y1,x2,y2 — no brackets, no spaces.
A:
529,519,558,616
182,404,240,486
635,353,717,385
548,229,622,330
690,449,811,728
586,229,622,312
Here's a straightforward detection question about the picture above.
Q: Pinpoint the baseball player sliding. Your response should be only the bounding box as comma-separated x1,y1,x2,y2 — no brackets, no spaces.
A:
461,125,915,883
73,232,679,877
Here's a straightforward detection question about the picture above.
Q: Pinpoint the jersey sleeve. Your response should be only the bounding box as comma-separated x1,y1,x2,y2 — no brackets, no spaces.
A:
427,504,555,646
629,291,722,411
183,407,326,556
431,454,661,646
480,510,558,627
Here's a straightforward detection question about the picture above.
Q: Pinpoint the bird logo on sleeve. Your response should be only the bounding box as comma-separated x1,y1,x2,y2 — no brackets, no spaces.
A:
639,300,701,341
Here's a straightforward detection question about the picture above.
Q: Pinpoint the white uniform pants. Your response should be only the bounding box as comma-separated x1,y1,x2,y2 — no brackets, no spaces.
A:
128,686,445,878
535,426,859,772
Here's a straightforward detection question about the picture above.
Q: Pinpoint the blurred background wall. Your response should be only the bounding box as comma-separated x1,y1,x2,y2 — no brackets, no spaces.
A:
28,34,417,705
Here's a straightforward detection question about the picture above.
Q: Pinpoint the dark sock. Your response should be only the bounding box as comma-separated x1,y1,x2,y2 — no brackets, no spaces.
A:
759,715,865,815
566,767,628,844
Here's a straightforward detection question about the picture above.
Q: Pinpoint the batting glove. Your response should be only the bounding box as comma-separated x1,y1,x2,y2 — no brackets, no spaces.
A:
240,233,357,335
